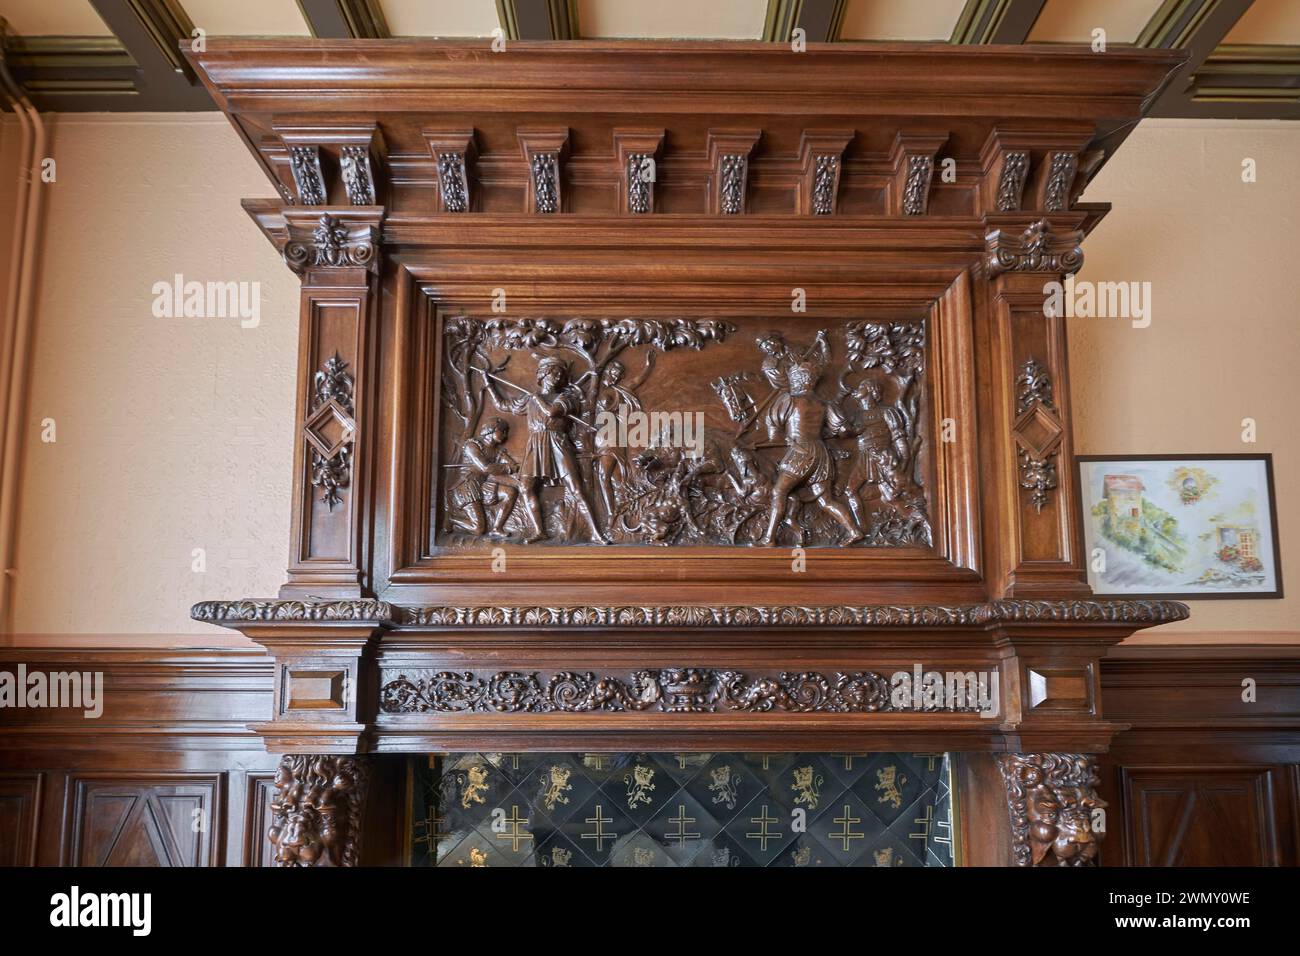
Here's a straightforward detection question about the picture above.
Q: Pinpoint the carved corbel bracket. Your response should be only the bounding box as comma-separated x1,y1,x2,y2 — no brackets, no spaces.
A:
985,218,1084,278
614,128,666,215
282,208,382,275
270,754,370,867
706,129,761,215
797,130,853,215
996,753,1106,866
274,125,386,207
1030,150,1081,213
517,127,570,214
888,132,948,216
424,130,477,213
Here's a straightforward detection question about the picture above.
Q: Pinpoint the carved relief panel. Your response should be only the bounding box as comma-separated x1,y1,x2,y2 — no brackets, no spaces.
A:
432,316,933,550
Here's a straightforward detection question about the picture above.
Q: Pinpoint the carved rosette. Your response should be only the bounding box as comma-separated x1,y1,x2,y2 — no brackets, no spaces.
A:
339,145,376,205
269,755,369,867
985,219,1083,277
283,214,377,273
1043,151,1078,212
996,151,1029,212
304,352,356,511
377,668,960,715
997,753,1106,867
288,145,326,205
1012,356,1062,514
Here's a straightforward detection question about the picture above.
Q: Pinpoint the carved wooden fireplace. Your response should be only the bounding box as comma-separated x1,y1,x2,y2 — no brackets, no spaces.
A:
184,39,1190,867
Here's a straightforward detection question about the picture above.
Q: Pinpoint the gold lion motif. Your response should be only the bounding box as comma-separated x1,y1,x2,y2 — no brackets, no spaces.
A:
708,765,739,810
460,765,490,809
540,765,574,811
624,764,657,808
790,765,823,809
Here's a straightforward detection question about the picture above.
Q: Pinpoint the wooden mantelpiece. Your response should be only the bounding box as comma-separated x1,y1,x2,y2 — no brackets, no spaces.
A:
183,40,1188,866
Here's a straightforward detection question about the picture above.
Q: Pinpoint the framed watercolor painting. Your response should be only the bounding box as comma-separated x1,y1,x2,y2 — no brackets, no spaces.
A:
1076,454,1283,600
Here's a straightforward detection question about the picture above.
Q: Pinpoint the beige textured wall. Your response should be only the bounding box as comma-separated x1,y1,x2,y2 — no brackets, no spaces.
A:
1072,119,1299,642
3,114,297,647
1,114,1295,645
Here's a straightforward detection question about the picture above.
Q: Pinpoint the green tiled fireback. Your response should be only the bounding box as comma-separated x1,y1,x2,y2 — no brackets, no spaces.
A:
410,752,954,867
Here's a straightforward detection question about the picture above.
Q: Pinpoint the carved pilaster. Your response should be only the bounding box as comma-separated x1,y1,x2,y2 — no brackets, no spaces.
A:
269,754,370,867
888,133,947,216
614,128,665,215
706,129,760,215
997,753,1105,866
983,217,1089,599
517,127,569,214
425,130,476,213
797,130,852,215
280,207,384,599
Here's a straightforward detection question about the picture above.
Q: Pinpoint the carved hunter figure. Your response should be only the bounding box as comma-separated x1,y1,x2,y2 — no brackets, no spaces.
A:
438,316,931,548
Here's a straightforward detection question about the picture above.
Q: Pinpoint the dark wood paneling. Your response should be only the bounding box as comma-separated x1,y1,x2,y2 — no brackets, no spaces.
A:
66,774,222,867
0,773,42,866
1100,644,1300,867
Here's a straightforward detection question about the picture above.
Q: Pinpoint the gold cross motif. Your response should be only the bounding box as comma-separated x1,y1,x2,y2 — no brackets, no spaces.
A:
830,804,864,852
676,754,689,769
835,753,863,771
933,806,952,852
413,807,446,848
746,804,781,851
584,754,608,771
582,804,616,851
497,805,534,852
666,804,701,845
910,804,934,843
913,752,942,772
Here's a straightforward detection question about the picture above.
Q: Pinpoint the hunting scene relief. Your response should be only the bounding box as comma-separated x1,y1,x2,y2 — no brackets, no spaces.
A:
437,317,931,549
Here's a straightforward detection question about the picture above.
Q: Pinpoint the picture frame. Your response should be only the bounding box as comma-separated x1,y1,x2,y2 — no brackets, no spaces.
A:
1076,453,1283,600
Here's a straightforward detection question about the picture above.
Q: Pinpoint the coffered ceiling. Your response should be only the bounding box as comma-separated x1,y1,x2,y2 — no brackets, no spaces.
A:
0,0,1296,118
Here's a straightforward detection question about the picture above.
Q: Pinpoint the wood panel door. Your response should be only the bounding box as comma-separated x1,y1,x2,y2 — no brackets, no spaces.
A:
1117,766,1292,866
65,774,223,867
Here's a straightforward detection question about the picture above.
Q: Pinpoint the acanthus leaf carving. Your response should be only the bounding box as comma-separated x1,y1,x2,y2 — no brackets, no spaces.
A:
270,754,369,867
719,153,746,214
901,153,934,216
996,150,1029,212
377,667,953,715
339,145,376,205
985,219,1083,277
283,214,377,273
812,154,838,215
531,152,559,214
627,152,652,214
437,152,469,213
1043,151,1078,212
997,753,1105,866
288,145,326,205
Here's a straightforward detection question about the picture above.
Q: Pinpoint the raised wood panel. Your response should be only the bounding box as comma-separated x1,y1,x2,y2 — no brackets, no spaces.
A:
0,773,42,866
1119,767,1283,866
66,774,224,867
244,773,278,867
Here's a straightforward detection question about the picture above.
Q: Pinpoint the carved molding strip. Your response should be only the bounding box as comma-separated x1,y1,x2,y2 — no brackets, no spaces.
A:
283,214,377,273
339,145,376,205
985,219,1083,277
191,598,1189,627
997,753,1105,867
378,668,972,715
288,144,326,205
270,754,369,867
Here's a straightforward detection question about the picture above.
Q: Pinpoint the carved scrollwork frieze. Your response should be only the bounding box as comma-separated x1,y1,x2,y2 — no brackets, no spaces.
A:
269,754,369,867
377,667,969,715
986,219,1083,277
997,753,1105,866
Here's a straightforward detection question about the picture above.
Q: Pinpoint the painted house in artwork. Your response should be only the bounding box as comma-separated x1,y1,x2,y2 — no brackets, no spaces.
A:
1103,474,1145,527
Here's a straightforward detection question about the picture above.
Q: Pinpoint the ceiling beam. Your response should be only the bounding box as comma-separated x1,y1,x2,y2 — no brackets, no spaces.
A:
297,1,390,39
763,0,846,43
498,1,576,40
951,0,1047,45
